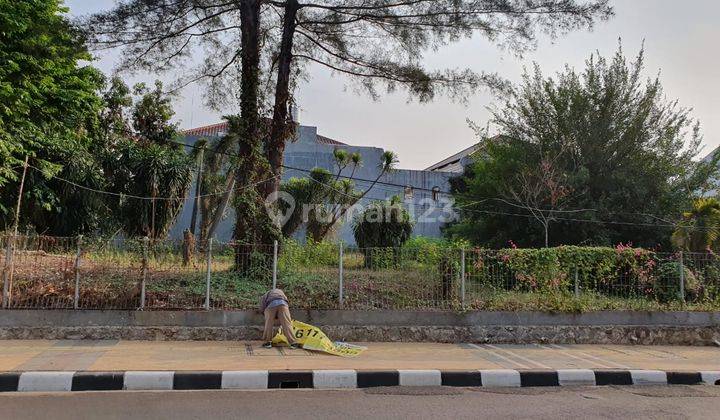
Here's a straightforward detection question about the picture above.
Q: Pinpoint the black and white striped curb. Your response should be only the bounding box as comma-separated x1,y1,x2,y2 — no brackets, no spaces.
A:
0,370,718,392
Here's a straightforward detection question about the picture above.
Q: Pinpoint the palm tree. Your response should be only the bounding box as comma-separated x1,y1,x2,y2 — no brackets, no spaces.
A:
672,198,720,253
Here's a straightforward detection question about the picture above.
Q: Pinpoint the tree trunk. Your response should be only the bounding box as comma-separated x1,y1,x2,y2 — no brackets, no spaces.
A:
189,148,204,236
233,0,279,271
264,0,299,198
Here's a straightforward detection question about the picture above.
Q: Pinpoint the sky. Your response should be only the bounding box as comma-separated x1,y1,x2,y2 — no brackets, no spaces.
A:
65,0,720,170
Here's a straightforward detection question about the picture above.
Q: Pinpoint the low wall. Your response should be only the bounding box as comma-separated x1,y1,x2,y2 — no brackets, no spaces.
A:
1,310,719,345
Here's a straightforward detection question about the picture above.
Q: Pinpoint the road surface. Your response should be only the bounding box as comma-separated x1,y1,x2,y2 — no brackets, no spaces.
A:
2,386,720,420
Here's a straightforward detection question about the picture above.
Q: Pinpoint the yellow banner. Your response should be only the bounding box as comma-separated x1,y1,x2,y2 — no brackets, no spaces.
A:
272,320,366,357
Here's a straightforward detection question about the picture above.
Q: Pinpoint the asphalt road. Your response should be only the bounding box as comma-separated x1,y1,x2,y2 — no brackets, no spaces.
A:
2,386,719,420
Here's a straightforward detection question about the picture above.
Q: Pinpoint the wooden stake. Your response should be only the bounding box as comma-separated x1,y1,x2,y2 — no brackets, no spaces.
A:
6,156,29,302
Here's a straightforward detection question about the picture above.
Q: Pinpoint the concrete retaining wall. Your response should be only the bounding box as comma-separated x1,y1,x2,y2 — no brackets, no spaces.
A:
1,310,719,345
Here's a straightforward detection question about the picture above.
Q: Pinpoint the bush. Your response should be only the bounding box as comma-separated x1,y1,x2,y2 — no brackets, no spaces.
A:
353,197,413,268
278,239,338,270
655,261,700,302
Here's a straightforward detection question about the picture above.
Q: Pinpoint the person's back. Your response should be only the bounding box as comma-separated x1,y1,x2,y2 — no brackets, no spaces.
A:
260,288,298,349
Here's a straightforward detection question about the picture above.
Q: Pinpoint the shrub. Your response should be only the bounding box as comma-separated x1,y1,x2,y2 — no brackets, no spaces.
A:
655,261,700,302
278,238,338,270
353,197,413,268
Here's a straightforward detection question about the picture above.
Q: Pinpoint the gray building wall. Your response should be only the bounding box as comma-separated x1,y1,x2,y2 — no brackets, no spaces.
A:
169,123,454,244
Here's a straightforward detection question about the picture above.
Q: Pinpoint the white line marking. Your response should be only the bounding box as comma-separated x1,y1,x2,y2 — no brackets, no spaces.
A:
313,370,357,389
467,343,530,369
479,370,521,387
700,371,720,385
124,371,174,390
222,371,269,389
18,371,74,392
540,345,611,369
557,369,596,386
550,344,631,370
630,370,667,385
398,370,442,387
485,344,552,369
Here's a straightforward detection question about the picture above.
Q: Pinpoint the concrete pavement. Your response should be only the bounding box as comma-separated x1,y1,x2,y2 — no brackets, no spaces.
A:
2,386,720,420
1,340,719,371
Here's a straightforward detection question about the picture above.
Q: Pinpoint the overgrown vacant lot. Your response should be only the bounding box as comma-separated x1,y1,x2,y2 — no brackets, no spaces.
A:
3,238,720,312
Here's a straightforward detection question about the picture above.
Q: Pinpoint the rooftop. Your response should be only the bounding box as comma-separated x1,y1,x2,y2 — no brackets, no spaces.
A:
181,122,348,146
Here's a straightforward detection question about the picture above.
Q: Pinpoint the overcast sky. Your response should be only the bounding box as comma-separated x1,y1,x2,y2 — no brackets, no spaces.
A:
65,0,720,170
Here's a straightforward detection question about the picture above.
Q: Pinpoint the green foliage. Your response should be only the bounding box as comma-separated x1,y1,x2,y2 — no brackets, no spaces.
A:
353,196,414,268
655,261,699,303
353,196,414,249
672,198,720,253
463,245,708,304
95,78,192,238
278,239,339,269
280,147,397,242
448,45,718,249
0,0,105,232
103,140,191,237
131,81,178,146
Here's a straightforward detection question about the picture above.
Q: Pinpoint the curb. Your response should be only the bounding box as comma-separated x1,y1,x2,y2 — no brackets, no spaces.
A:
0,370,718,392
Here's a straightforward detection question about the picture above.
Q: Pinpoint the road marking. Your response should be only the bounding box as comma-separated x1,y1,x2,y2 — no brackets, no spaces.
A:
485,344,552,369
313,370,357,389
551,345,631,369
466,344,530,369
398,370,442,387
18,371,74,392
557,369,596,386
222,371,269,389
124,371,174,390
630,370,668,385
540,345,611,369
479,369,521,387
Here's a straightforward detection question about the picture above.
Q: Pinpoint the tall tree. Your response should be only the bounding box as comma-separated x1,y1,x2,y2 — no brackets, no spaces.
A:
82,0,613,241
448,45,718,248
0,0,105,234
98,79,193,238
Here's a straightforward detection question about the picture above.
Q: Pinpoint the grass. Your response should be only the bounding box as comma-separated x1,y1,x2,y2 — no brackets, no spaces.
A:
3,248,720,312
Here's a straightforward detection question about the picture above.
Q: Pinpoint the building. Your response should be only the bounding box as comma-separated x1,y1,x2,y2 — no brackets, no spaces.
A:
425,143,481,173
171,121,455,244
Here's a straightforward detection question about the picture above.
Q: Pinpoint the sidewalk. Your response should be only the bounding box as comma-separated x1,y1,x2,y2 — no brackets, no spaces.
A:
1,340,718,372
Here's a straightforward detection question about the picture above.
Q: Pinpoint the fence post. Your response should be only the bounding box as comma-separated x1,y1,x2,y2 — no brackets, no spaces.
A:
272,240,278,289
679,251,685,303
460,248,466,307
574,266,580,298
205,238,213,311
2,235,14,309
73,235,83,310
140,237,149,310
339,243,344,308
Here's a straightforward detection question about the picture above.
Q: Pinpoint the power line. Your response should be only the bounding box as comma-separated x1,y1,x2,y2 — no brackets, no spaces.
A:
168,137,454,195
26,164,279,201
28,129,699,230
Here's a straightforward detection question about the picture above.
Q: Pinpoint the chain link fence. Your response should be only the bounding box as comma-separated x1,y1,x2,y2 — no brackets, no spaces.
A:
2,234,720,311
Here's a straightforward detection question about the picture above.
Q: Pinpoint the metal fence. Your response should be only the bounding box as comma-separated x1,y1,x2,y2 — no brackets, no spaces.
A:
2,234,719,311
